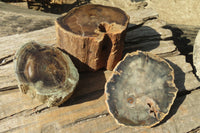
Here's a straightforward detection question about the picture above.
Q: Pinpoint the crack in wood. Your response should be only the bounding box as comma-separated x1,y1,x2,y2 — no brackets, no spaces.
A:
28,106,49,116
62,89,104,106
0,54,14,66
156,50,180,58
1,118,40,133
62,112,109,129
105,126,122,133
1,112,109,133
127,23,144,31
0,105,49,122
0,85,18,92
0,109,29,122
187,126,200,133
74,15,85,36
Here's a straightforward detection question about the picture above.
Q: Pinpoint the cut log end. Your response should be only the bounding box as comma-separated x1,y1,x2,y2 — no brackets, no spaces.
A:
55,4,129,71
57,4,128,37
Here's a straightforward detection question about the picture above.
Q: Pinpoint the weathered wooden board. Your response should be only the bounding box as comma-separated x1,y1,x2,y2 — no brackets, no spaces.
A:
0,30,198,94
0,1,58,37
125,40,177,55
1,87,200,133
0,89,43,120
124,17,176,56
57,90,200,133
126,19,172,42
91,0,158,25
0,26,56,58
0,1,59,18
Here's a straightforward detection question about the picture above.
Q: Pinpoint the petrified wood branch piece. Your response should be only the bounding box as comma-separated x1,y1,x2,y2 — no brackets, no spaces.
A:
105,51,178,127
193,30,200,78
14,41,79,107
55,4,129,71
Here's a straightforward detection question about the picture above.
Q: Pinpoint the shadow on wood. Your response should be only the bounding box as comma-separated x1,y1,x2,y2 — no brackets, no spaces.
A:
123,25,161,56
60,70,106,107
153,60,187,127
58,48,96,72
163,25,199,59
163,24,200,79
27,0,91,14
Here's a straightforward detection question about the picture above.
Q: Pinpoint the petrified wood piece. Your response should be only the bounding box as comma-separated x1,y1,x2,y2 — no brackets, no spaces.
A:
193,30,200,78
105,51,178,127
14,41,79,107
55,4,129,71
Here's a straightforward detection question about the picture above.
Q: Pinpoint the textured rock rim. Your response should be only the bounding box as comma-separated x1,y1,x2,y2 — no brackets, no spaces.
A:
14,41,79,107
105,51,178,127
55,4,130,37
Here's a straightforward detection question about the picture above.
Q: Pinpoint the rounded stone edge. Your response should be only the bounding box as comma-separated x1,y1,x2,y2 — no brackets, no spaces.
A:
193,30,200,79
14,41,79,107
105,50,178,128
55,4,130,38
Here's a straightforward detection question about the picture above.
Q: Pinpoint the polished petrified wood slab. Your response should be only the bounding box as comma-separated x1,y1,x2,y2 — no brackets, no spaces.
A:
55,4,129,71
14,41,79,107
193,30,200,78
105,51,178,127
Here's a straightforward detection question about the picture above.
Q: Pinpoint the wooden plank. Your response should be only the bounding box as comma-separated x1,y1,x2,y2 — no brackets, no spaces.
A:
127,8,159,25
124,40,176,55
91,0,147,10
0,2,59,18
91,0,158,25
0,68,198,122
0,54,198,95
71,71,112,99
0,95,108,133
0,63,17,90
168,24,200,46
182,72,200,91
165,56,200,91
0,90,43,120
0,26,56,58
126,19,172,42
125,19,175,55
165,55,193,73
0,54,198,128
0,69,112,119
0,2,58,37
1,89,199,133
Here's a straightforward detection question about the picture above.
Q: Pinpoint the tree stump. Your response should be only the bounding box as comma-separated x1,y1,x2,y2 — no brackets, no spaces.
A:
55,4,129,71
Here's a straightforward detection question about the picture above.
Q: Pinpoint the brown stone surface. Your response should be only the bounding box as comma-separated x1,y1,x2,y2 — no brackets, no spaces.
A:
55,4,129,71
